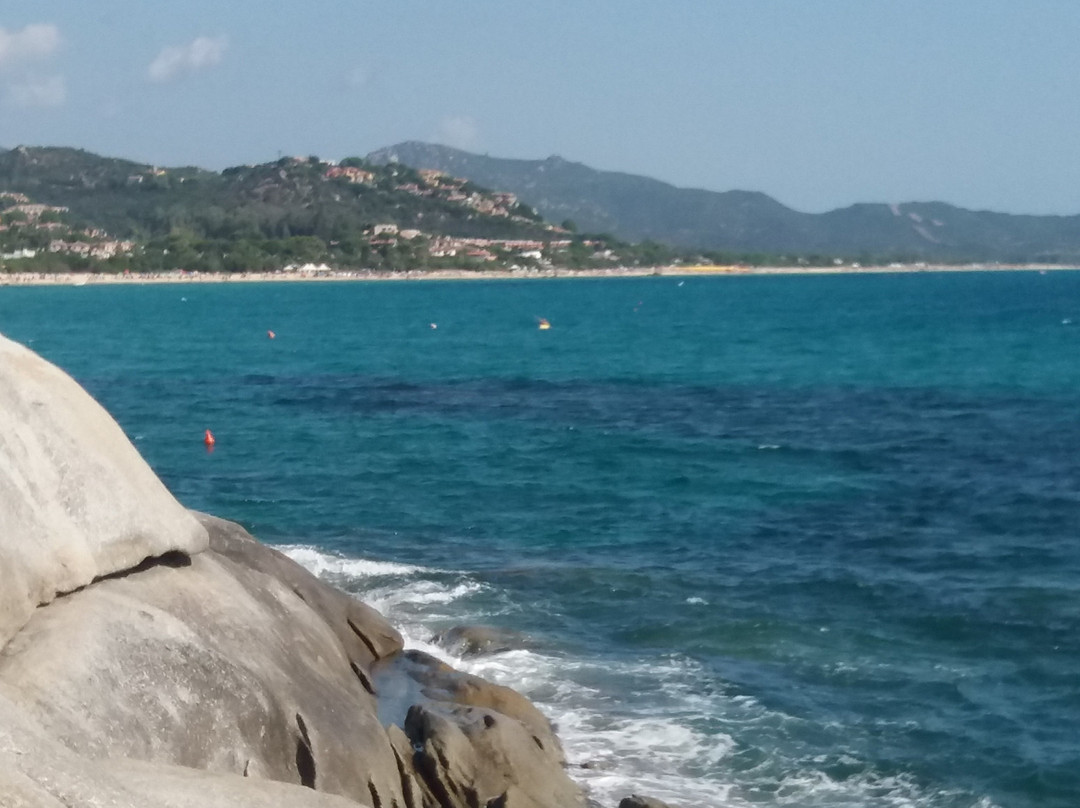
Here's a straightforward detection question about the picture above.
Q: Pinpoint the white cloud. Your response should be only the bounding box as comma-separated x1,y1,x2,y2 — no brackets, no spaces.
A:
0,23,61,69
435,115,480,151
0,24,64,108
8,74,65,107
148,36,227,83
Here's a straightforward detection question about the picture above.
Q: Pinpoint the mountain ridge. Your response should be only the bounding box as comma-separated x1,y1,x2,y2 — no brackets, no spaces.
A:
5,142,1080,269
367,142,1080,263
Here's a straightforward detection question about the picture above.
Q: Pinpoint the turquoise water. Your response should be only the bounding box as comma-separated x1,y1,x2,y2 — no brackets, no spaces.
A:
2,272,1079,807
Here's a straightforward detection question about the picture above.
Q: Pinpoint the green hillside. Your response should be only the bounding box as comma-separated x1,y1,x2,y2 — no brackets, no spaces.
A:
368,142,1080,263
0,147,565,273
6,143,1077,273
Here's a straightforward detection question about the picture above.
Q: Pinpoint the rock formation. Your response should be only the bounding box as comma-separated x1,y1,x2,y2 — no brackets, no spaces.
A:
0,335,208,649
0,332,587,808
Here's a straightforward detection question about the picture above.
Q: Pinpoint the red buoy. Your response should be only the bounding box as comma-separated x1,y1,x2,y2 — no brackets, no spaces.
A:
203,429,216,448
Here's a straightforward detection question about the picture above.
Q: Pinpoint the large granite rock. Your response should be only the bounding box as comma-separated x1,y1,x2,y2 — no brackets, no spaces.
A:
0,690,362,808
0,333,208,648
0,515,408,804
0,515,584,808
0,332,587,808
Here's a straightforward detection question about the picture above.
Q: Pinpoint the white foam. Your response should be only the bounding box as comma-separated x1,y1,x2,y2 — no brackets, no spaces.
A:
284,543,997,808
282,544,489,635
761,770,1005,808
416,644,743,806
279,544,434,578
362,580,487,618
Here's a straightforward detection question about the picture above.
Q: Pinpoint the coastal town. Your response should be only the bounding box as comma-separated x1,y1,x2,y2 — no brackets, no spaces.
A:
0,192,136,263
0,153,651,276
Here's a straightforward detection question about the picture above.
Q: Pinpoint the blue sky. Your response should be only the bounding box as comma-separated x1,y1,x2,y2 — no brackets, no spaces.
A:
2,1,1079,214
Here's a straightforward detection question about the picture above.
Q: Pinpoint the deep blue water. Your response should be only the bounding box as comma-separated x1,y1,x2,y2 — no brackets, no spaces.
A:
2,272,1079,808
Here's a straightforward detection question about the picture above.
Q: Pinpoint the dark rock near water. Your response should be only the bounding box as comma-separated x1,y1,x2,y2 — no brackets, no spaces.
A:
433,624,532,657
618,796,675,808
374,649,579,807
0,332,590,808
403,701,580,808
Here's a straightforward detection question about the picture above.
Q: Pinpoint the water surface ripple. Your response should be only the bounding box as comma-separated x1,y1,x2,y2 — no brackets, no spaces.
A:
2,271,1078,807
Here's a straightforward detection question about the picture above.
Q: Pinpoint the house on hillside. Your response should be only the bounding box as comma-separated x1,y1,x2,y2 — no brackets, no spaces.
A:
325,166,375,184
11,204,68,221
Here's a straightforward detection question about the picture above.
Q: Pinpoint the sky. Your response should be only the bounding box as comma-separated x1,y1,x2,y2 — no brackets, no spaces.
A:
2,1,1079,215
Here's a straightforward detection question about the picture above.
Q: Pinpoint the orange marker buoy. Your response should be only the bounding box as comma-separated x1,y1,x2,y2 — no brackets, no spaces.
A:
203,429,216,448
267,330,276,339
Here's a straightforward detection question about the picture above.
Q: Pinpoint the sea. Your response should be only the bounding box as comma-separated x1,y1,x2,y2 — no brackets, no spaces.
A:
1,271,1078,808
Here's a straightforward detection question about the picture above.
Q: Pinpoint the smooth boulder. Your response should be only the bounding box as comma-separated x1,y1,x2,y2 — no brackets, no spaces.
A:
0,516,407,806
0,332,208,648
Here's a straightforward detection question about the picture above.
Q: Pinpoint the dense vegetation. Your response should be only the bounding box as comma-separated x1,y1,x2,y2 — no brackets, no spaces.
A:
368,142,1080,264
0,147,557,273
0,147,804,274
8,143,1074,274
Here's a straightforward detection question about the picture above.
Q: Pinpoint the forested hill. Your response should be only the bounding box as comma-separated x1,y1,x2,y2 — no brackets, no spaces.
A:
0,146,564,272
6,144,1080,271
368,141,1080,264
0,146,551,240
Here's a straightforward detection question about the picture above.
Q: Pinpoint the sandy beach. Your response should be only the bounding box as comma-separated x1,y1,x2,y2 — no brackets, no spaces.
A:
0,263,1075,287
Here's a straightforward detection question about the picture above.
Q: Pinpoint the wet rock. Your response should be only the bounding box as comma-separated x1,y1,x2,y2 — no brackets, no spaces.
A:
404,702,584,808
395,649,561,752
619,796,675,808
433,624,531,657
375,649,581,808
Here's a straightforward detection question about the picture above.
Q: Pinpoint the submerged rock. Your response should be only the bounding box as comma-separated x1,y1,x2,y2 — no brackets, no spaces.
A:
0,332,586,808
619,796,675,808
433,624,532,657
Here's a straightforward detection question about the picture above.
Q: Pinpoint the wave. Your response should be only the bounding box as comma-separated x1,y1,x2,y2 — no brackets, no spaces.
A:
277,545,434,578
282,544,1000,808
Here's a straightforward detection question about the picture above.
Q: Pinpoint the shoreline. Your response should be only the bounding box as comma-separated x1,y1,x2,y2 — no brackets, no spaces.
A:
0,262,1076,287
